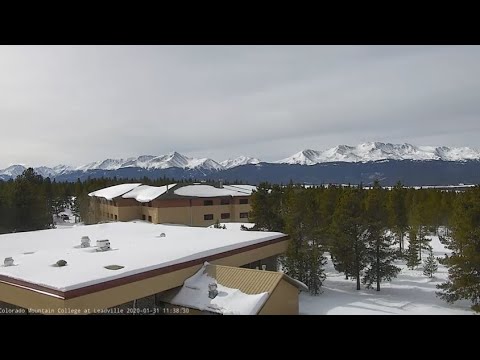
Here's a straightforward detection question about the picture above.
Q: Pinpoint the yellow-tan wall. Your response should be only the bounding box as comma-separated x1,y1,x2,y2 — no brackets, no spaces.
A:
158,207,192,225
92,196,252,227
0,282,63,313
141,207,159,223
259,279,299,315
118,206,141,221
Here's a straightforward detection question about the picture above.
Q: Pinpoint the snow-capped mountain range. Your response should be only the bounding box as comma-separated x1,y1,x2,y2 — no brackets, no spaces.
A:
276,142,480,165
0,152,261,179
1,143,480,180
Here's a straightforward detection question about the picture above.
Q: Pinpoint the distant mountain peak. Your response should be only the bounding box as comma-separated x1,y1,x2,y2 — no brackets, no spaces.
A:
221,156,260,169
277,142,480,165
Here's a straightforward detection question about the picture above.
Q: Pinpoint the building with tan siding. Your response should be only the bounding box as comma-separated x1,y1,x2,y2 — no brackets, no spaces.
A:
88,183,256,227
0,222,299,315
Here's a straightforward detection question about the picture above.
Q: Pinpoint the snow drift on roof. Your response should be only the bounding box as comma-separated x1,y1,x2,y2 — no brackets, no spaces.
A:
88,183,142,200
174,184,255,197
164,262,269,315
122,184,177,202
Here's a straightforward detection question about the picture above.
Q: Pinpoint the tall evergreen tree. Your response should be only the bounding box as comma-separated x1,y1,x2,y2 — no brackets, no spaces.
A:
12,168,52,232
437,188,480,312
387,181,408,254
362,181,400,291
249,182,284,232
405,230,421,269
330,188,367,290
281,187,327,294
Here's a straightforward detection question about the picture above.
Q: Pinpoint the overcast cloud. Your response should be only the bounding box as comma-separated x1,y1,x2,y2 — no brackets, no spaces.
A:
1,45,480,168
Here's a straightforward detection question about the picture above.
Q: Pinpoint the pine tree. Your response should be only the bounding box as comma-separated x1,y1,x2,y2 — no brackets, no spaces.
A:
249,182,284,232
304,241,327,295
281,186,328,295
423,246,438,278
12,168,52,232
330,188,367,290
387,181,408,254
437,188,480,312
406,230,421,269
362,181,400,291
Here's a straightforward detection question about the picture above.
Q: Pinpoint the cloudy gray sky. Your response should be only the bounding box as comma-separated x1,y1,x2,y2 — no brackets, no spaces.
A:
1,45,480,168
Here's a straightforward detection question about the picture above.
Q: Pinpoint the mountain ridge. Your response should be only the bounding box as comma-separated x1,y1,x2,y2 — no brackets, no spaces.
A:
1,143,480,183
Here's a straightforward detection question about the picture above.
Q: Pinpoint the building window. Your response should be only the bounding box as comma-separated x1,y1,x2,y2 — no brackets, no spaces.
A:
114,215,118,221
148,216,152,223
221,213,230,219
239,198,249,205
240,212,249,219
204,214,214,221
220,198,230,205
204,200,213,206
142,215,146,221
148,202,152,208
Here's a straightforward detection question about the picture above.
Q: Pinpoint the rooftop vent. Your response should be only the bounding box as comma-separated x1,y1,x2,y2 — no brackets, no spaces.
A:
104,265,124,270
4,257,14,267
56,260,67,267
96,239,111,252
219,179,224,188
208,283,218,299
261,264,267,271
160,233,166,238
81,236,91,248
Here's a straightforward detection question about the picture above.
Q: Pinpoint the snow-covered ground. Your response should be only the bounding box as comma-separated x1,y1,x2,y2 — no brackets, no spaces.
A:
300,235,475,315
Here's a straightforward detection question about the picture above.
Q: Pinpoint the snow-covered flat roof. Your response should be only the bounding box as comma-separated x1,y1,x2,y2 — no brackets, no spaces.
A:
121,184,176,203
0,222,285,293
88,183,257,201
88,183,142,200
174,184,255,197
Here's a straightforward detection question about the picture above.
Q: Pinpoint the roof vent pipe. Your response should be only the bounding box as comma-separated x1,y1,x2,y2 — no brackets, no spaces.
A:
160,233,166,238
96,239,111,251
4,257,14,267
219,179,223,188
261,264,267,271
81,236,91,248
208,283,218,299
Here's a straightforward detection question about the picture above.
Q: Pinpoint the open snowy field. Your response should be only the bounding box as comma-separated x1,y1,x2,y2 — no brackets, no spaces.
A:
300,235,475,315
